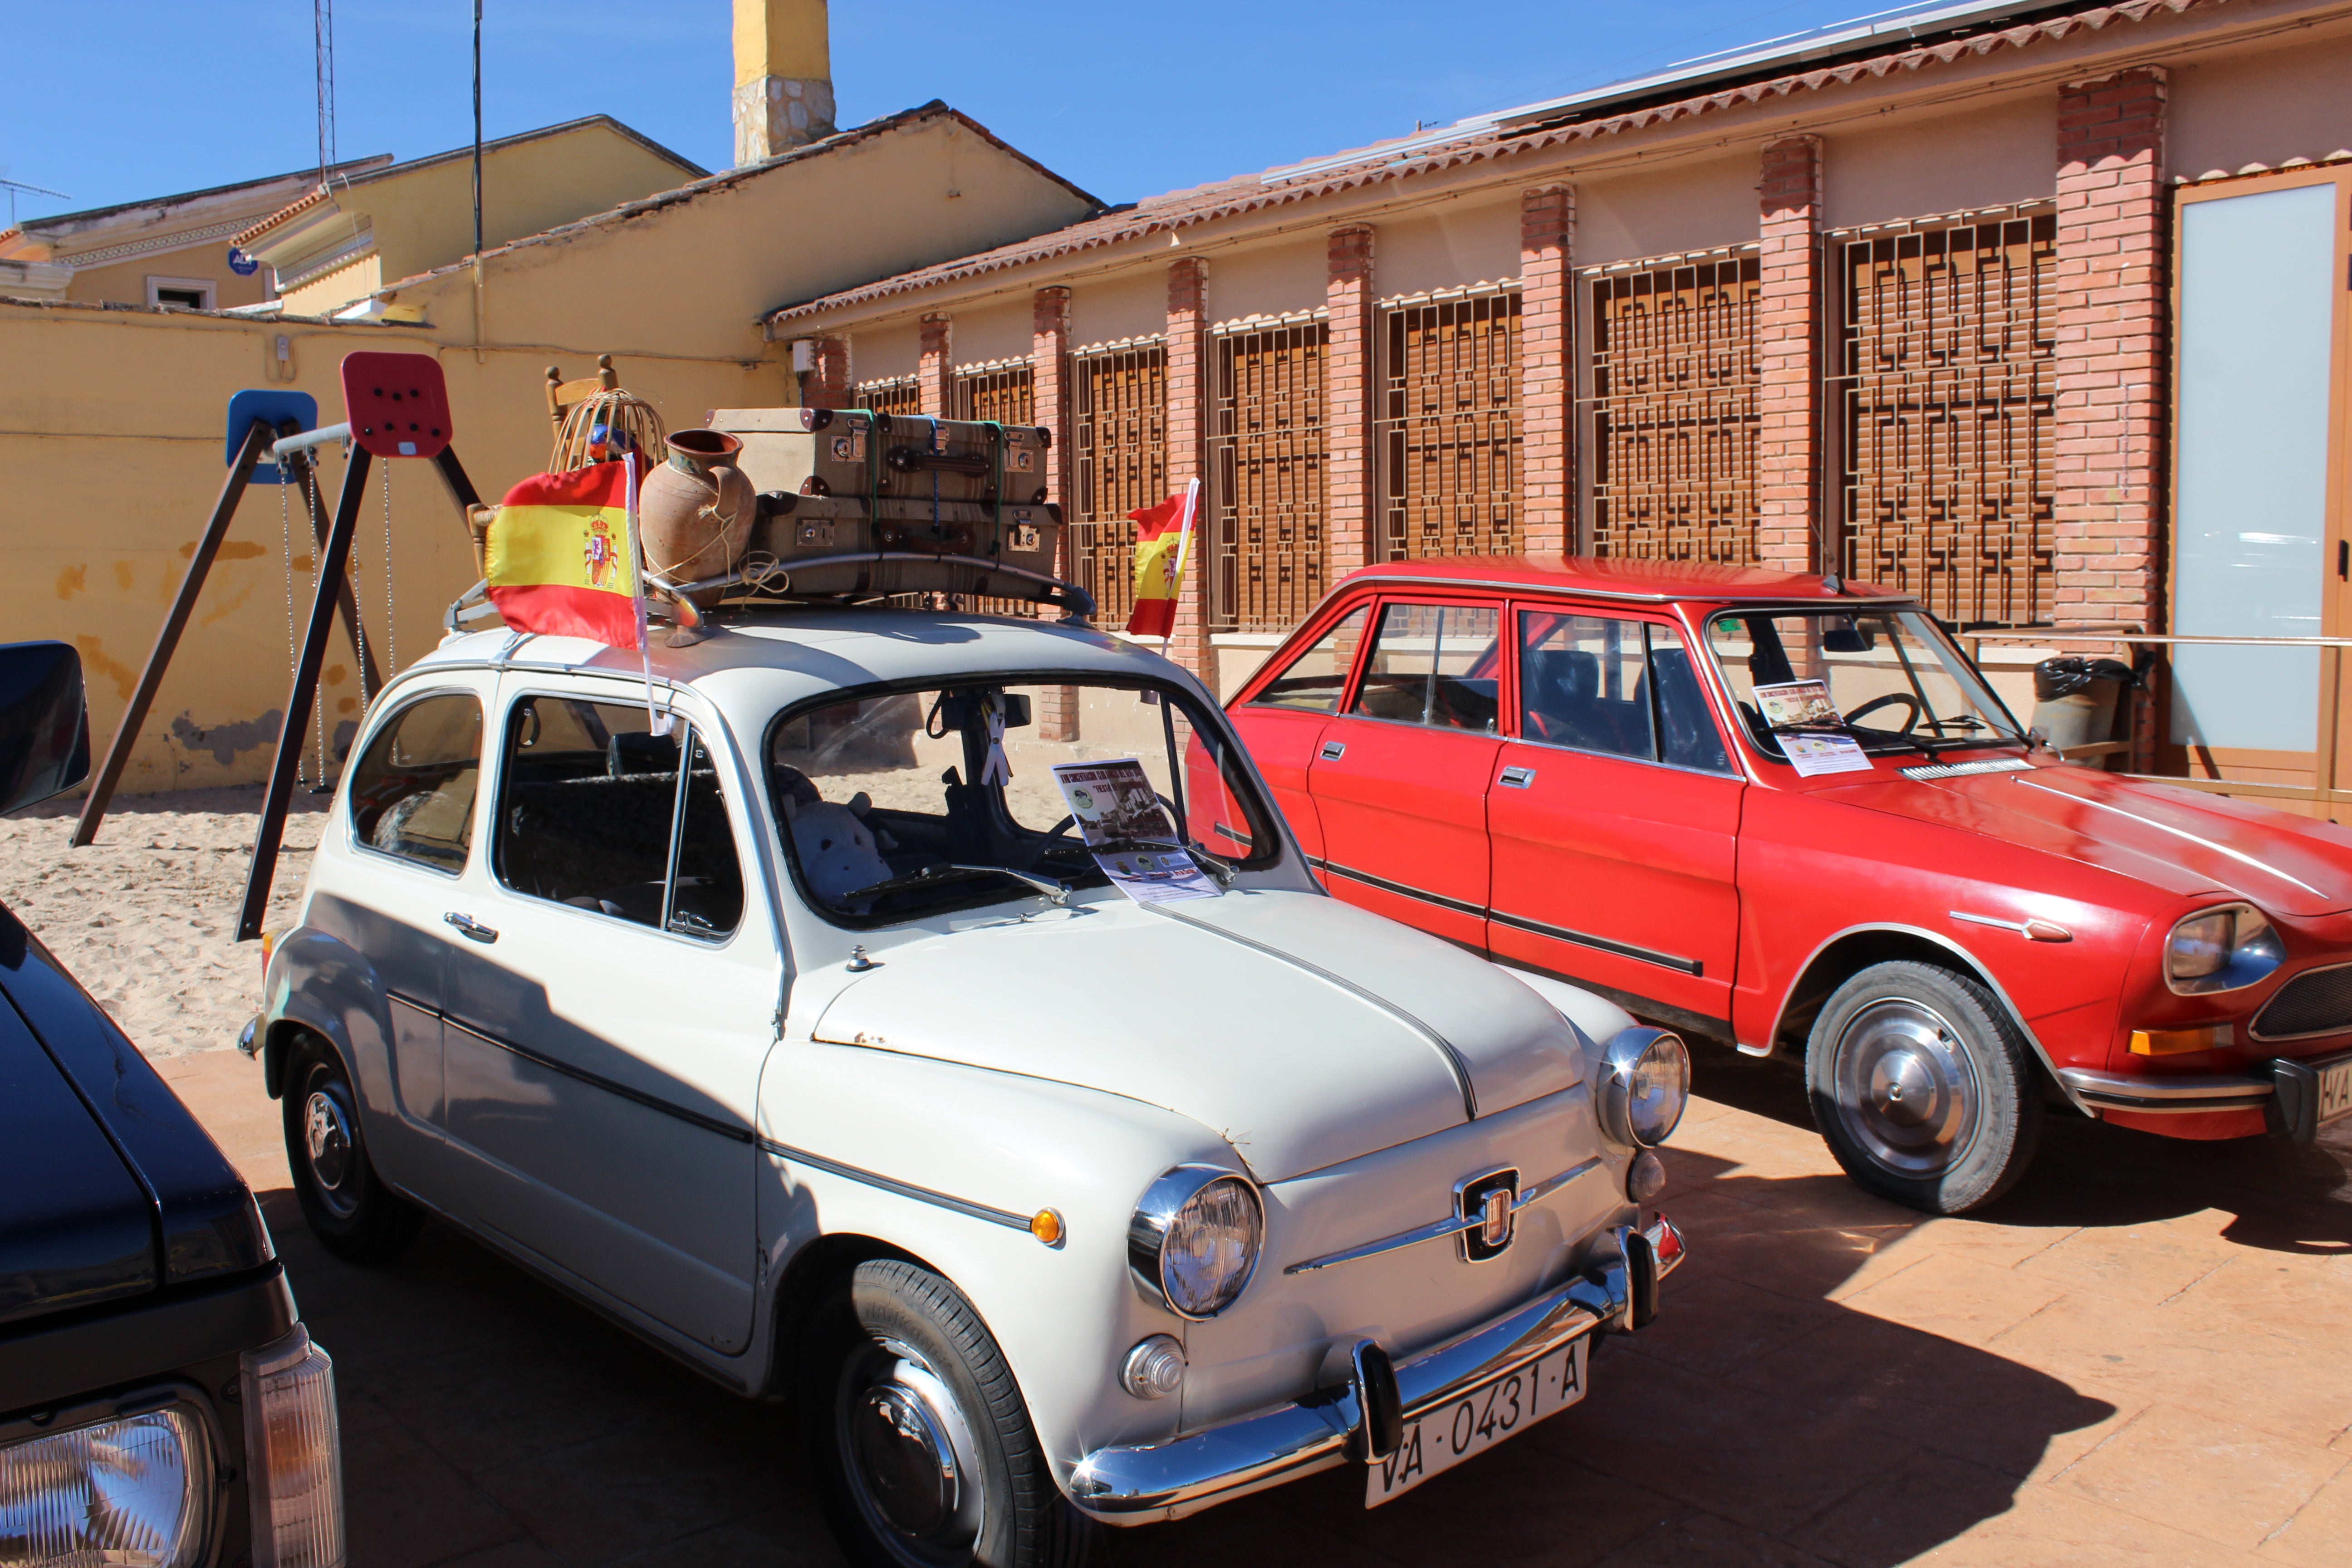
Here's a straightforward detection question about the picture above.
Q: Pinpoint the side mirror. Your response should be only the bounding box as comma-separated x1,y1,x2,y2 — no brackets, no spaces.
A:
0,642,92,815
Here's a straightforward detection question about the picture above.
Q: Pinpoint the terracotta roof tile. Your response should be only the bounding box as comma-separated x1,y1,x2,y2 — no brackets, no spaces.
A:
768,0,2217,325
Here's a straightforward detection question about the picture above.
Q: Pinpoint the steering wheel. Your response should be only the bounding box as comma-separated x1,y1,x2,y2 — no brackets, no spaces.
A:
1843,692,1923,733
1022,792,1184,869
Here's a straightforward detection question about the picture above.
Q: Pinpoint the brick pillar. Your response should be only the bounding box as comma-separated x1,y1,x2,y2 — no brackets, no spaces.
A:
1031,285,1080,736
1756,136,1823,575
801,336,850,410
1520,186,1575,558
2054,67,2167,645
1327,225,1378,571
919,314,951,417
1164,257,1215,685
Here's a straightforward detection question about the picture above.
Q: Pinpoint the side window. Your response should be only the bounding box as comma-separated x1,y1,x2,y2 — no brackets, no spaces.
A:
348,692,482,873
1346,603,1502,732
495,696,744,937
1518,613,1730,773
670,730,745,939
1249,607,1367,713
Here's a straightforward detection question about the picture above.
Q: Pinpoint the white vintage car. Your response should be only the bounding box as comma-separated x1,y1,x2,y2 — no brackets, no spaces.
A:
247,605,1690,1568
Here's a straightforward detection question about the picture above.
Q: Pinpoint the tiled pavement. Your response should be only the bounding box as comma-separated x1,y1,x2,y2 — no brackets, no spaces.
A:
158,1048,2352,1568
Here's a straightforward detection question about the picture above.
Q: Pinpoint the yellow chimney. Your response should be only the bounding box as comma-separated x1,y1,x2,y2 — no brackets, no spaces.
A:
734,0,835,165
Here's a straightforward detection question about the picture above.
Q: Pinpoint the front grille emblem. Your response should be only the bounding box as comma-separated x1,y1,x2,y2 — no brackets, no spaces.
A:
1455,1168,1520,1264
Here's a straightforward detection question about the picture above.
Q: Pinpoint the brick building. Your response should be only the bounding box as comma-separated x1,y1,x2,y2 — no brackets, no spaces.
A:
767,0,2352,799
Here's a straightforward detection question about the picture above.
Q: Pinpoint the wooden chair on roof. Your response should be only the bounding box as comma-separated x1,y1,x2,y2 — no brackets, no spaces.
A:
545,354,621,431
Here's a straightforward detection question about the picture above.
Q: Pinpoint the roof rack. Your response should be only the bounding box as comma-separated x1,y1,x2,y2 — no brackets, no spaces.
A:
444,551,1096,639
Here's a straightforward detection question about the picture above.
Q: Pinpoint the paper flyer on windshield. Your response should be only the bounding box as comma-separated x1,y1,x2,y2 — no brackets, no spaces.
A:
1753,679,1841,730
1048,759,1220,904
1781,734,1874,777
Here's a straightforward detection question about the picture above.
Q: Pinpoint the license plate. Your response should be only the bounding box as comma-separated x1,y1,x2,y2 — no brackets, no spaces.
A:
1365,1338,1587,1508
2319,1058,2352,1126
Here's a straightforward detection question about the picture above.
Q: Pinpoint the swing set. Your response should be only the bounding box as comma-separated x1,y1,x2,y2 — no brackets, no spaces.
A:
71,351,485,944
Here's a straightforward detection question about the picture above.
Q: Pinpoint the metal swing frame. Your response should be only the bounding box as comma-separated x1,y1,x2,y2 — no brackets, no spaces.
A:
72,405,485,943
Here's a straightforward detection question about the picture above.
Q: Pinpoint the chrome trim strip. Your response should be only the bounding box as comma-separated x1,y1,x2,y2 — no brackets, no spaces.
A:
1283,1157,1602,1274
1069,1254,1642,1523
441,1017,755,1143
1149,902,1480,1120
2056,1066,2275,1112
1307,855,1486,919
2251,960,2352,1042
1489,908,1703,976
757,1136,1034,1231
2014,778,2328,900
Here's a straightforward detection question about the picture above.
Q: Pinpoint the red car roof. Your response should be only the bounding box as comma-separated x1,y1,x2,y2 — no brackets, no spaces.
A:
1335,555,1904,604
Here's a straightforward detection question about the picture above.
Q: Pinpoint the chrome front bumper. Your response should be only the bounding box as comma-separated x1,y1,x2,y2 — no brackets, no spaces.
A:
2059,1049,2352,1142
1067,1214,1685,1525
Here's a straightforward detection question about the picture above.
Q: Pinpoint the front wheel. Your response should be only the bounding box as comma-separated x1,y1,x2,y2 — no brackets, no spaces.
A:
1805,960,2043,1215
283,1039,421,1262
801,1259,1095,1568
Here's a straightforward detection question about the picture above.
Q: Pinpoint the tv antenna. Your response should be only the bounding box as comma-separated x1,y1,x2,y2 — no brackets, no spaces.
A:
314,0,338,191
0,177,70,228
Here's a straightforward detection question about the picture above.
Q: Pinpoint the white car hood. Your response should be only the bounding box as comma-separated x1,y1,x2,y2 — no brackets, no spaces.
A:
808,889,1587,1181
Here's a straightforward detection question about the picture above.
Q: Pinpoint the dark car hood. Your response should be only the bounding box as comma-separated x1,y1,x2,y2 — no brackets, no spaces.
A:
0,903,267,1330
1824,758,2352,917
0,992,156,1327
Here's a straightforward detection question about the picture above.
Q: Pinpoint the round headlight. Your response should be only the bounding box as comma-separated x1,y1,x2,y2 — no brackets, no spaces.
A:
1598,1026,1690,1148
1128,1166,1263,1319
2165,903,2285,995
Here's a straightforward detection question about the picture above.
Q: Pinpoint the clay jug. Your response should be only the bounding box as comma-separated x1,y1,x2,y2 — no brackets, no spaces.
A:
640,428,756,601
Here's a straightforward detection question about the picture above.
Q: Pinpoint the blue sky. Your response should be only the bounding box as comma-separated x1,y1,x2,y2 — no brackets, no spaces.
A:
4,1,1889,225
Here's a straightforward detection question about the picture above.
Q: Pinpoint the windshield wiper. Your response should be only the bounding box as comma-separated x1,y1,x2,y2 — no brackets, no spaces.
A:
841,863,1070,907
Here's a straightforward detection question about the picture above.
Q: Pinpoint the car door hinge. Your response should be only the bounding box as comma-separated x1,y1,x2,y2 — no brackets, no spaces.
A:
771,1004,785,1041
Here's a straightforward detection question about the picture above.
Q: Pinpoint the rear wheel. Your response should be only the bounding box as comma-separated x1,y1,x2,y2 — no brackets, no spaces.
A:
1806,960,2042,1215
283,1039,421,1262
801,1259,1094,1568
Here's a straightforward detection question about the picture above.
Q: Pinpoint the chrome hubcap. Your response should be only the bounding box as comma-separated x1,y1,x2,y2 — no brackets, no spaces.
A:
1833,999,1979,1178
839,1342,983,1565
303,1088,358,1217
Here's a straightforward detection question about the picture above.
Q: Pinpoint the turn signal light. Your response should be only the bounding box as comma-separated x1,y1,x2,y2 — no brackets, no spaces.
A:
1029,1208,1065,1247
2129,1024,2230,1056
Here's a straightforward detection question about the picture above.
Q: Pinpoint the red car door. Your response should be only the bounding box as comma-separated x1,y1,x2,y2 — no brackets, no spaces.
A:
1307,598,1504,949
1220,604,1369,860
1486,605,1746,1037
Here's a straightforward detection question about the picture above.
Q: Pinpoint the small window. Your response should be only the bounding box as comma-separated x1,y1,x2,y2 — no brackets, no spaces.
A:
1518,612,1729,772
495,696,742,937
1348,603,1502,732
349,693,483,872
1250,607,1367,713
145,276,215,311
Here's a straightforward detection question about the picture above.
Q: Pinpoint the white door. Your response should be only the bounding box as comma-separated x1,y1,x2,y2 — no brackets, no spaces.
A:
439,680,779,1356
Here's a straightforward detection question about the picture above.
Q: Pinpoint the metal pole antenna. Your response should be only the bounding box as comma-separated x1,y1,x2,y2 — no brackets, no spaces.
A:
472,1,484,259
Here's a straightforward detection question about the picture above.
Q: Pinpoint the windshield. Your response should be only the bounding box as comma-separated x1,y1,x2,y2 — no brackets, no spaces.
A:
767,678,1278,925
1705,608,2025,758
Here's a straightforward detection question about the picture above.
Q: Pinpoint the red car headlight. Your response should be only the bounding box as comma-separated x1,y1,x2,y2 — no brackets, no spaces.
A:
2164,904,2284,995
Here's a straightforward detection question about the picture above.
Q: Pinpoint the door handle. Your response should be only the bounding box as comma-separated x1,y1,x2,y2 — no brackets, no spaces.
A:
1499,766,1537,789
444,912,499,944
1318,740,1347,761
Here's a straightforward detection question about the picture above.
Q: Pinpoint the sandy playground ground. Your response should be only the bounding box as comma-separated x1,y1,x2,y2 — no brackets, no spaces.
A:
0,787,323,1058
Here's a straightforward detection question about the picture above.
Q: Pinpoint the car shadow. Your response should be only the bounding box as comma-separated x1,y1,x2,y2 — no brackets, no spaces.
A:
1694,1042,2352,1255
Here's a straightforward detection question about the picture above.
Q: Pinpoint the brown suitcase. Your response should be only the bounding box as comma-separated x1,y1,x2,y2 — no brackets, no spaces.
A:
709,407,1051,506
745,493,1063,603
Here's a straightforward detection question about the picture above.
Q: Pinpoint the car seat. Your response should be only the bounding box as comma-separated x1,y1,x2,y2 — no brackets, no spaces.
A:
1522,649,1604,748
1646,648,1730,771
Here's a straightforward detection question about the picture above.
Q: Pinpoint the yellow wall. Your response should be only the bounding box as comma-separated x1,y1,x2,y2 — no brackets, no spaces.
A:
65,247,278,310
1,109,1094,794
0,300,782,795
283,256,381,318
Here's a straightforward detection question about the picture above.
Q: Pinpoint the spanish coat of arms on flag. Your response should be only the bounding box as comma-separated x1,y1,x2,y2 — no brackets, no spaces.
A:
484,461,645,649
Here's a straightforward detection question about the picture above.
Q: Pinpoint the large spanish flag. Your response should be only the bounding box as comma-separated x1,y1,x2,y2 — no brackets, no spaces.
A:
1125,479,1199,640
485,461,643,649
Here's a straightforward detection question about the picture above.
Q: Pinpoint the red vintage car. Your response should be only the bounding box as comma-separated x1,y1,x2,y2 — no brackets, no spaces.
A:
1222,557,2352,1214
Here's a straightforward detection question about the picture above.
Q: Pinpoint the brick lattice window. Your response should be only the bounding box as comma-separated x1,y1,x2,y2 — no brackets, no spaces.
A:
853,376,922,417
953,360,1035,424
1211,315,1328,633
1072,339,1168,627
1377,288,1523,560
1836,206,2057,627
1583,250,1762,564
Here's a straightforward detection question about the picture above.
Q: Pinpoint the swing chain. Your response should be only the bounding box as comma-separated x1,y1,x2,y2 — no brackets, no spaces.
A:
380,456,396,676
279,472,304,789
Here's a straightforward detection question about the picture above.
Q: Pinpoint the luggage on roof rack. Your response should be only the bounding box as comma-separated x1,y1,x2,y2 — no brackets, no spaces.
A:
710,407,1052,507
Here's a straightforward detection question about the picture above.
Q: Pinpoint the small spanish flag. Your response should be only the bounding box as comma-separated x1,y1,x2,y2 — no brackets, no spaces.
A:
1125,479,1199,640
485,461,643,649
